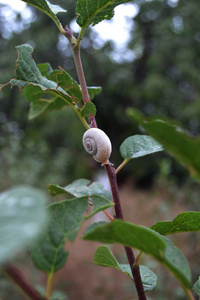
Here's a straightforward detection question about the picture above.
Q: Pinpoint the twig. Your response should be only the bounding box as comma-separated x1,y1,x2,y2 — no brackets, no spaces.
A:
63,26,97,128
103,209,115,221
5,263,47,300
104,163,147,300
64,23,145,300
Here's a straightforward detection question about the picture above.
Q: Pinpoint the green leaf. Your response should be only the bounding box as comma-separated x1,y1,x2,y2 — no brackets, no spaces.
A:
26,65,96,119
21,0,67,31
0,186,47,264
193,277,200,296
10,45,72,94
151,212,200,235
48,178,112,201
76,0,132,28
94,246,157,292
83,220,191,289
86,195,113,219
87,86,102,100
11,45,55,90
37,63,53,76
137,266,157,293
56,68,83,101
57,69,101,101
80,102,96,118
84,220,109,235
127,109,200,181
30,195,113,273
23,85,67,119
120,135,163,160
3,45,76,119
1,45,101,120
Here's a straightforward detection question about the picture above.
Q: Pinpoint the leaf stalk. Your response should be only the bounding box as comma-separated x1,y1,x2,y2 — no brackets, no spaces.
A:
46,272,54,298
184,288,195,300
115,158,130,174
103,209,114,221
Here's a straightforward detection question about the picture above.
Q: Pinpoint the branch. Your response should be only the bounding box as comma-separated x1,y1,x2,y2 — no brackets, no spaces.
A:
104,164,147,300
5,264,47,300
63,22,145,300
63,26,97,128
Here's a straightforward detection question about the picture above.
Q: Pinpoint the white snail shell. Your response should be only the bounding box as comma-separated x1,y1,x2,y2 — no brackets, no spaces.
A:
82,128,112,163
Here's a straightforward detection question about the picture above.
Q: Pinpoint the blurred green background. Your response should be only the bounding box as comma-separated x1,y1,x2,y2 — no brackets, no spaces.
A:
1,1,200,299
1,0,200,191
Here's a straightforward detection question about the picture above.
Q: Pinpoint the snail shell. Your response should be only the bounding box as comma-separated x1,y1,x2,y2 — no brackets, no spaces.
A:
82,128,112,164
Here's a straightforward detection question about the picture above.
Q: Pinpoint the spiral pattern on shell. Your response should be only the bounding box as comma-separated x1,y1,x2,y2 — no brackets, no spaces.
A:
82,128,112,163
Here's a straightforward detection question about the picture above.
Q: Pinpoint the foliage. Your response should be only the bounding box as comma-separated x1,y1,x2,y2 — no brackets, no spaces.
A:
2,0,200,186
20,0,67,30
94,246,157,292
3,44,99,122
76,0,131,27
1,0,200,300
84,219,191,288
128,109,200,181
193,277,200,296
30,193,113,273
0,186,47,263
151,212,200,235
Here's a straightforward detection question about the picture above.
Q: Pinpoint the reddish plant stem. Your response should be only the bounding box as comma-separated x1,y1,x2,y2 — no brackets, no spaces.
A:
104,163,147,300
72,48,97,128
103,209,115,221
5,264,47,300
72,48,90,103
64,26,97,128
64,25,145,298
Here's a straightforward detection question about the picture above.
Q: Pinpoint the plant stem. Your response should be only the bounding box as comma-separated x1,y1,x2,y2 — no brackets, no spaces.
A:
184,288,195,300
104,163,147,300
64,26,97,128
5,263,47,300
115,159,129,174
46,272,53,299
135,251,143,266
64,23,144,299
72,48,90,103
103,209,114,221
72,47,97,128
